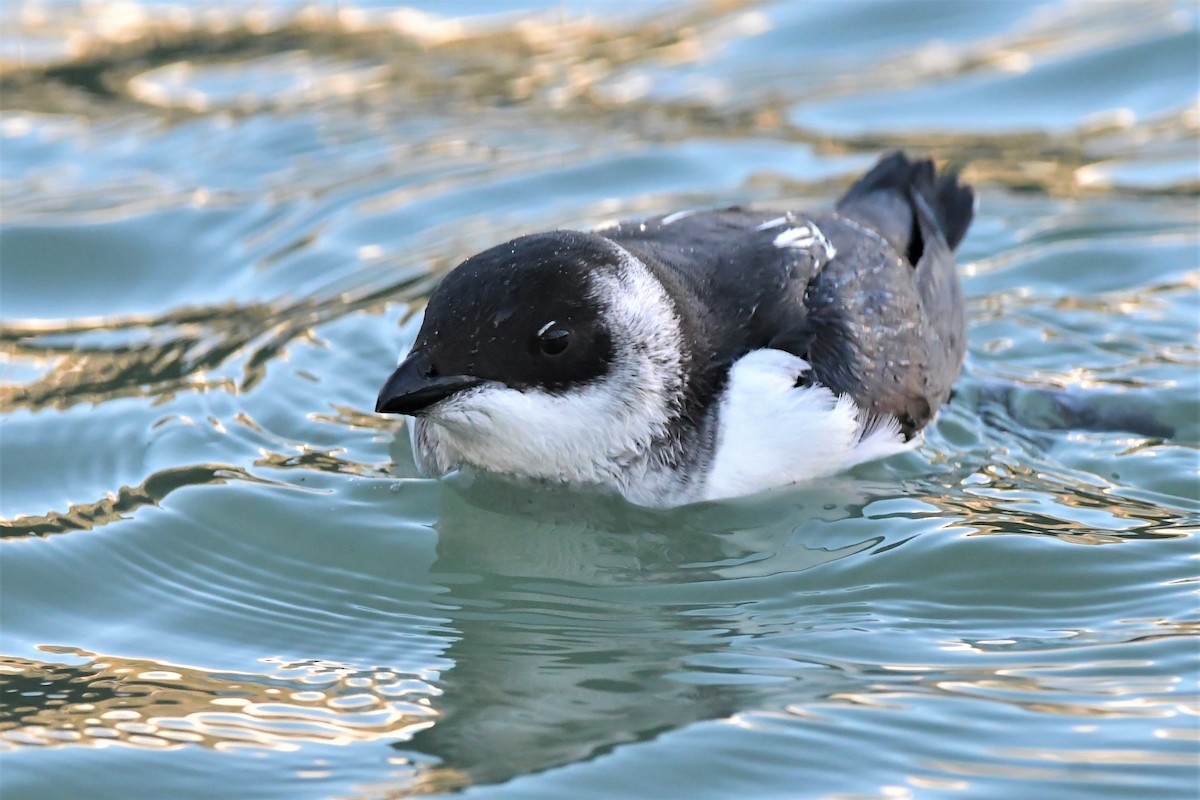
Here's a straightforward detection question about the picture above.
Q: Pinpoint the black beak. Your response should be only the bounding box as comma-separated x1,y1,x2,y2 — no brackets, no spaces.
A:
375,351,483,415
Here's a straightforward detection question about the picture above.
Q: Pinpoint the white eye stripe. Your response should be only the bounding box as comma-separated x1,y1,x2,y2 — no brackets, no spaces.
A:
536,320,558,336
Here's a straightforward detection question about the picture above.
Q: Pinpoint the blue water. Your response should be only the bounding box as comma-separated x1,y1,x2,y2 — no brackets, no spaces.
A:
1,1,1198,798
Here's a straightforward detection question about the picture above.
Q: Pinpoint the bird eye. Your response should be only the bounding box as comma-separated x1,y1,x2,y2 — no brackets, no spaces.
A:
537,326,571,356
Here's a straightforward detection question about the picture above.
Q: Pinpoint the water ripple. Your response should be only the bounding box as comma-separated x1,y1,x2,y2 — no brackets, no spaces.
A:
1,2,1197,799
0,647,439,752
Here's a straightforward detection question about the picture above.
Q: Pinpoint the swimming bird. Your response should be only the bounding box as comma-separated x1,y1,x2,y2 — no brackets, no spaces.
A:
375,152,973,508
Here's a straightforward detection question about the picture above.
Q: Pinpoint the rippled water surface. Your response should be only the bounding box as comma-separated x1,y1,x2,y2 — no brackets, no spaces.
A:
2,1,1198,798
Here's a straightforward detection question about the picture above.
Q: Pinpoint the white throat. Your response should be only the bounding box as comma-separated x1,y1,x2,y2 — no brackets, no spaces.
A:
411,243,689,502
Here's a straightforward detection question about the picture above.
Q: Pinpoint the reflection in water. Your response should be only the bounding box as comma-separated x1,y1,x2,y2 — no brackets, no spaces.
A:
372,478,1193,791
930,461,1194,545
3,1,1197,206
0,270,431,415
0,647,438,752
0,463,267,538
0,468,1194,795
407,481,866,747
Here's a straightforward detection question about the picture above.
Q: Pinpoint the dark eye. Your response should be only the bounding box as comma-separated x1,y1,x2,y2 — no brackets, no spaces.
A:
537,325,571,356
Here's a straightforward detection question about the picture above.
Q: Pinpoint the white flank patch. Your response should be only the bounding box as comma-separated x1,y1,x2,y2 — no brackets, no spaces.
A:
660,209,697,226
701,349,911,502
772,226,816,249
811,221,837,260
755,215,791,231
771,221,836,261
412,243,687,504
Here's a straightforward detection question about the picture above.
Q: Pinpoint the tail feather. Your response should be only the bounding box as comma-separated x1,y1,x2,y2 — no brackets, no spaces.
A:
836,151,974,260
935,167,974,251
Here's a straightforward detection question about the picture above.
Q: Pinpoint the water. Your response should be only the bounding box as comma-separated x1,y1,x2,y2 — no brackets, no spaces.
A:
1,1,1197,798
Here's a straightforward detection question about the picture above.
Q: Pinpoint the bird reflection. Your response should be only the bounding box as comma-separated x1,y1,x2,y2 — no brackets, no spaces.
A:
392,474,892,787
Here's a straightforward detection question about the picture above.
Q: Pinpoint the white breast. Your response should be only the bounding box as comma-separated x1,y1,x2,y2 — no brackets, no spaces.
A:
701,349,913,502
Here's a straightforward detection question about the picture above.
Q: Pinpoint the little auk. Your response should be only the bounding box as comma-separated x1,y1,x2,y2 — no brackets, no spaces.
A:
376,152,974,507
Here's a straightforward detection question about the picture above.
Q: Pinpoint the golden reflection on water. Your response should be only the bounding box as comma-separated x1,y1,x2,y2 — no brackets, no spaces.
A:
0,464,264,538
2,0,1195,197
803,658,1185,723
0,646,438,752
933,460,1194,544
0,266,427,415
